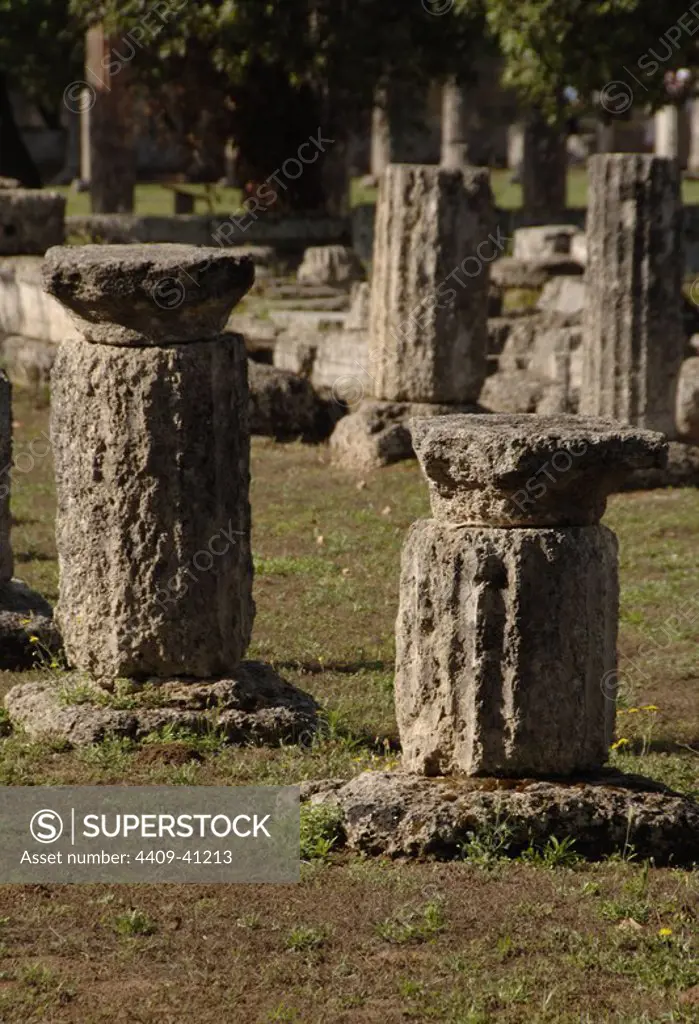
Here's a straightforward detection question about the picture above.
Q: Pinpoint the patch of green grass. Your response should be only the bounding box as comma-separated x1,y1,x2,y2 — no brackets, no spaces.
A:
299,803,344,862
113,908,158,938
376,899,446,945
285,924,330,952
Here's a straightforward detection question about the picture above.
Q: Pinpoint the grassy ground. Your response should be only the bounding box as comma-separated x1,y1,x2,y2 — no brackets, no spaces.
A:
0,389,697,1023
53,169,699,217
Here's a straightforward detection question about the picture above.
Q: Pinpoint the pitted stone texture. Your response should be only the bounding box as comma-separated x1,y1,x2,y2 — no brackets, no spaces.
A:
0,579,60,671
43,244,255,346
581,155,685,436
248,361,334,441
297,245,365,288
0,372,11,582
306,771,699,865
410,414,667,527
368,164,493,403
676,357,699,442
330,400,480,472
50,333,254,683
0,190,65,254
395,521,619,777
5,662,318,746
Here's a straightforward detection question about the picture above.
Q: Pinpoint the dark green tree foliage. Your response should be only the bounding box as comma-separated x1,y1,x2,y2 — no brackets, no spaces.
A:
0,0,81,183
459,0,699,121
70,0,485,204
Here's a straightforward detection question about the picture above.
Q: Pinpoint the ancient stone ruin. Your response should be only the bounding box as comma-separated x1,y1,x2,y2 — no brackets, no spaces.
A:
307,414,699,864
581,155,685,437
330,163,494,470
6,244,317,744
395,414,664,777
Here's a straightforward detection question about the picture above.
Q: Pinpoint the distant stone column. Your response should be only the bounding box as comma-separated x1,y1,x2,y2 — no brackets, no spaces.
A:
687,99,699,173
581,155,685,436
330,163,495,470
369,163,493,404
86,23,135,214
654,105,681,160
43,244,256,683
440,78,470,170
395,414,667,777
0,373,11,583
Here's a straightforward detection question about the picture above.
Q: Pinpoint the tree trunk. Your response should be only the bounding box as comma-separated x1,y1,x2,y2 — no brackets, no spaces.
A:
440,77,469,169
86,24,135,214
522,110,567,221
0,73,42,187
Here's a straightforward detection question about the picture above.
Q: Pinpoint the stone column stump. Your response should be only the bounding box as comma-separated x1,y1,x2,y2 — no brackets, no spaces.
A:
396,414,667,777
307,413,699,864
581,155,685,437
330,164,495,471
5,244,318,744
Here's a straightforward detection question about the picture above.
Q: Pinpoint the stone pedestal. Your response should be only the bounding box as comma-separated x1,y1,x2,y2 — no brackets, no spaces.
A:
6,244,318,742
0,191,65,255
581,155,685,437
395,414,667,778
331,164,493,470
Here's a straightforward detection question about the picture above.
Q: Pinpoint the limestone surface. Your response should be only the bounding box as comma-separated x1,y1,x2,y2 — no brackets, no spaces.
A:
368,164,493,404
43,244,255,346
0,190,65,254
395,521,619,777
305,770,699,865
248,361,334,441
581,155,685,435
409,414,668,527
0,372,11,582
297,245,365,288
50,333,254,683
0,579,60,671
5,662,318,746
675,357,699,442
330,400,480,472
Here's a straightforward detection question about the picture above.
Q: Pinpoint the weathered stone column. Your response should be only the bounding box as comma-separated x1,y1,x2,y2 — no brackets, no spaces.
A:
369,164,492,404
581,155,685,437
395,414,666,777
330,164,495,470
42,245,254,682
5,243,318,743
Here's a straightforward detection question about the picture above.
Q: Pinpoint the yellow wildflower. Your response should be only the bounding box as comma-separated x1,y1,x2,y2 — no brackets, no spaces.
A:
626,708,640,714
640,705,659,712
658,927,673,939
